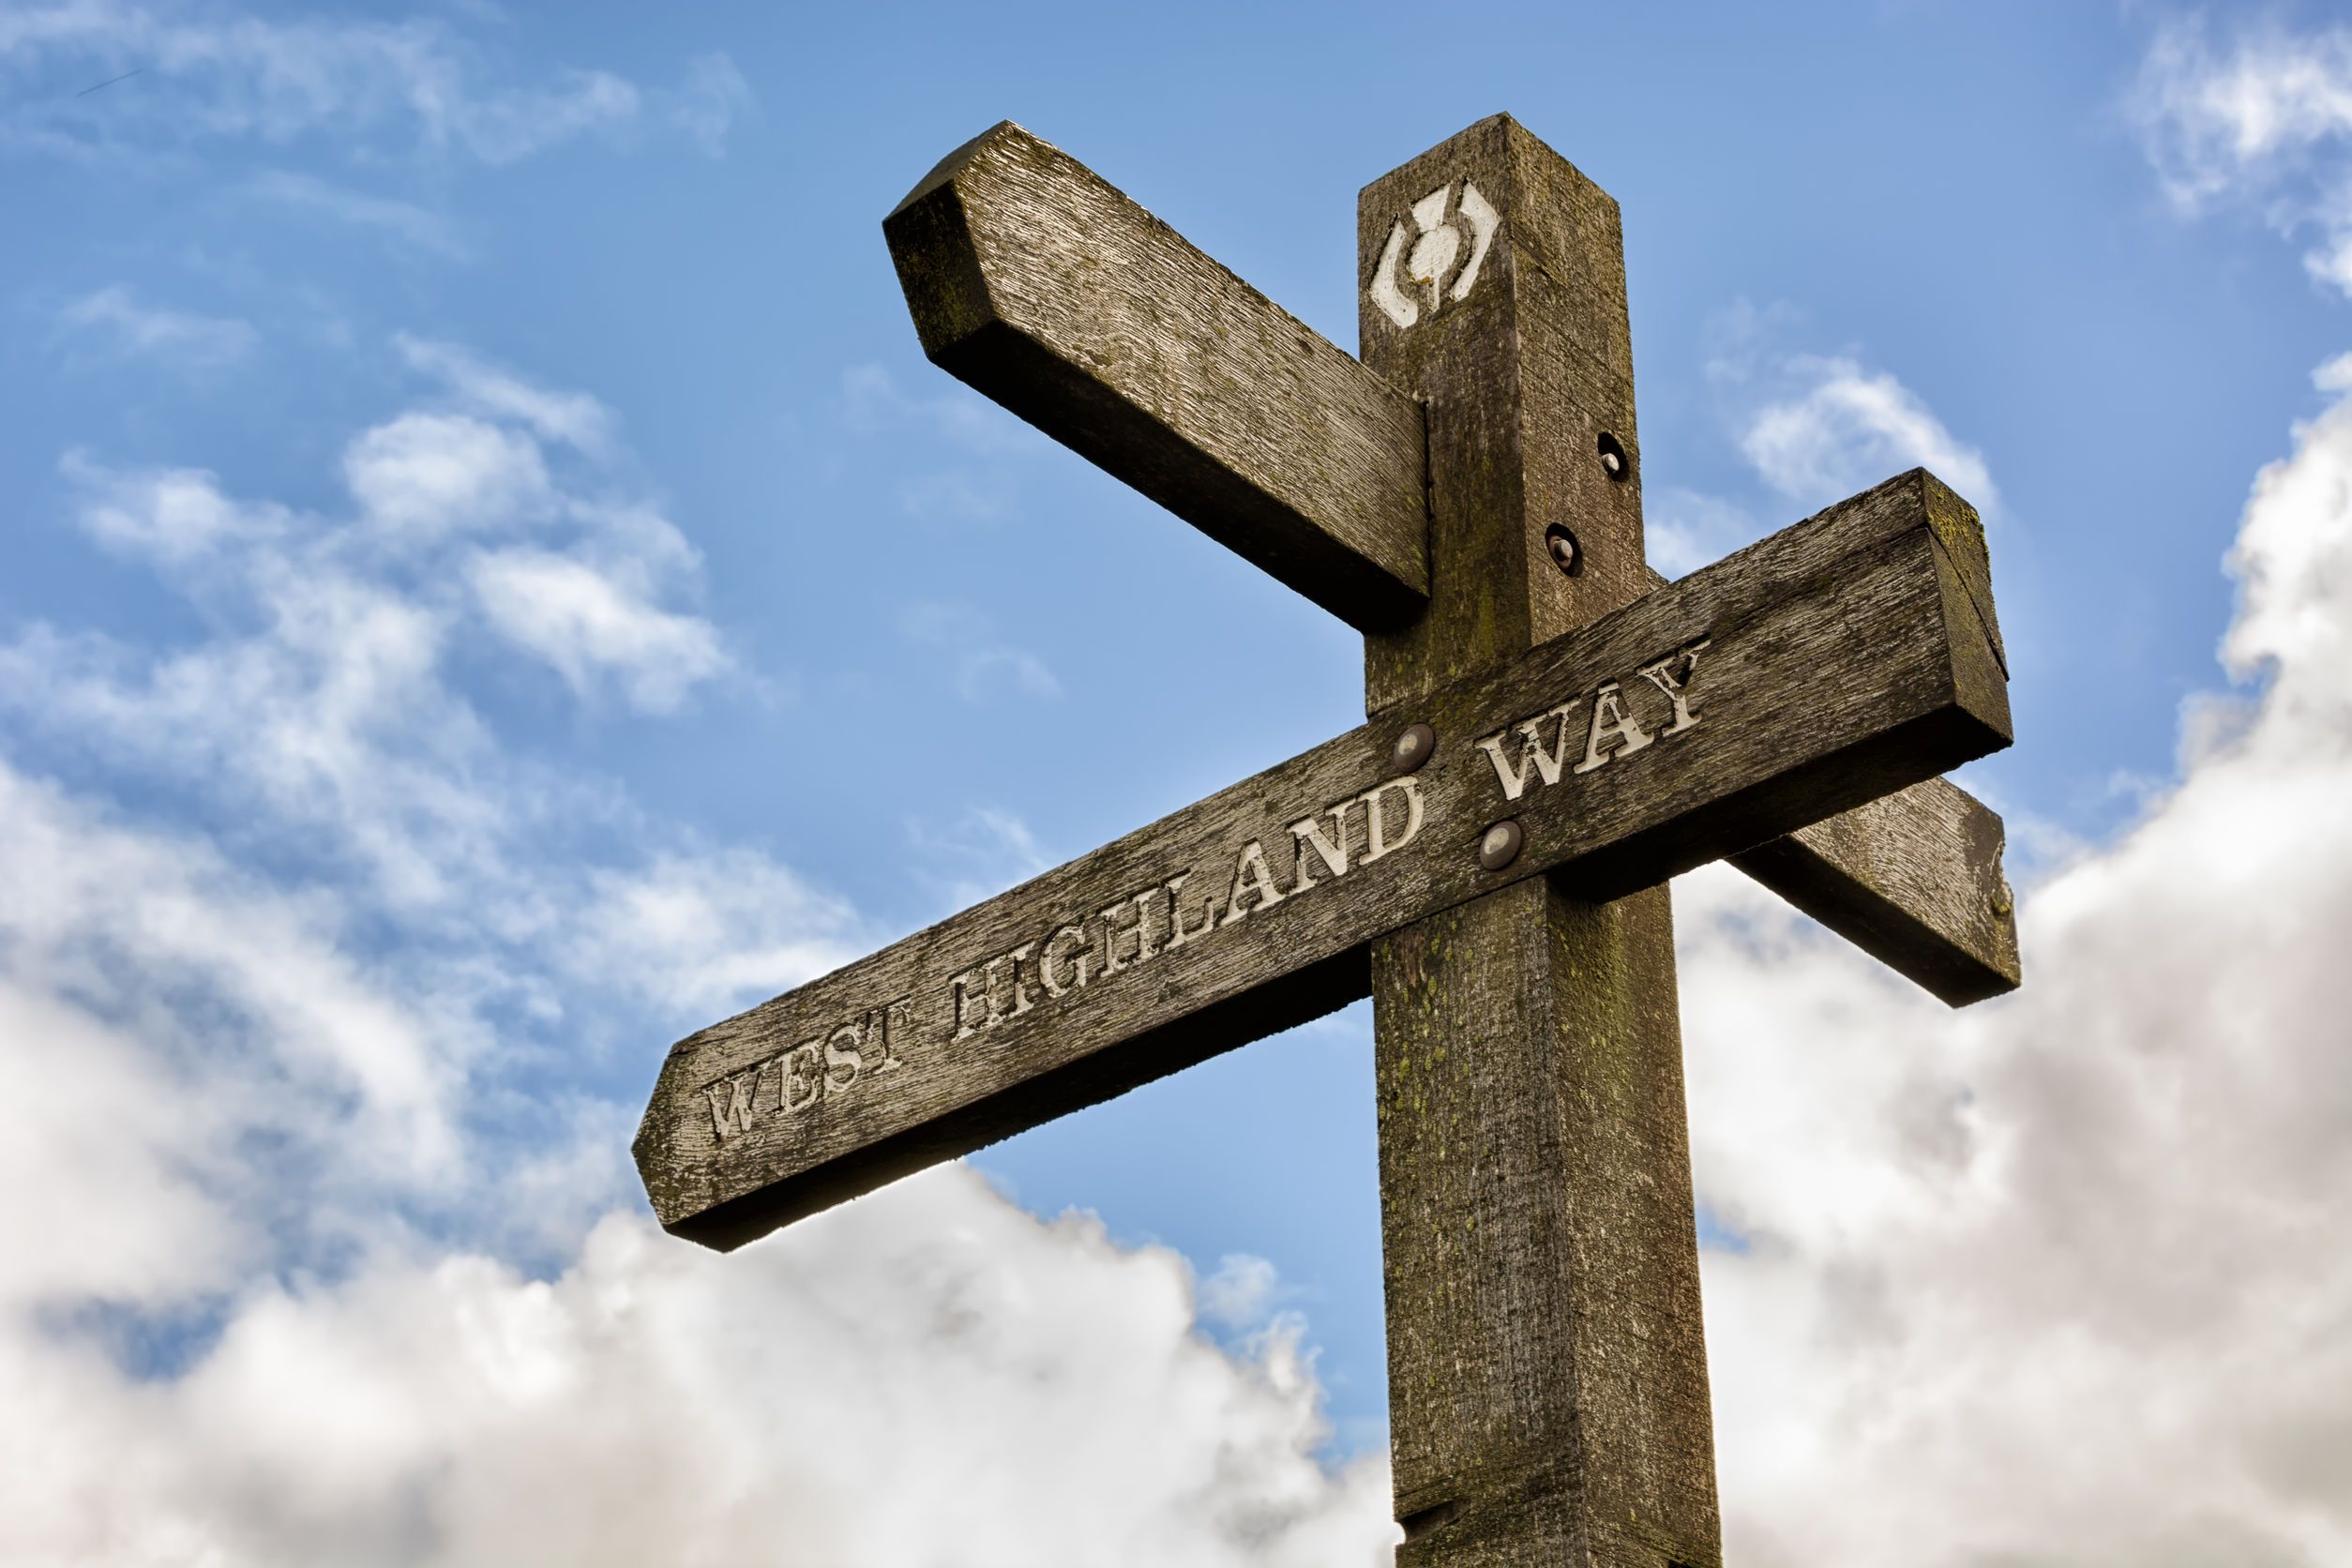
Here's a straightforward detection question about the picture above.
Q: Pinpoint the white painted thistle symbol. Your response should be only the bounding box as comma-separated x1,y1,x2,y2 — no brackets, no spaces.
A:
1369,179,1500,330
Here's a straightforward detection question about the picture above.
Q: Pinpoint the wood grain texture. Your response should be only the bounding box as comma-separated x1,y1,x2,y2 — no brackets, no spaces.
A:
1359,113,1719,1568
883,120,1430,629
632,467,2010,1250
1726,776,2019,1004
1631,559,2022,1007
882,120,2017,1008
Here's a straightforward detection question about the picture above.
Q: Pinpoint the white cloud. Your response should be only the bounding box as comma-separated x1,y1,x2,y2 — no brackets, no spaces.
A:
248,170,466,258
0,327,1410,1568
397,335,615,453
16,294,2352,1561
0,1172,1395,1567
54,283,254,366
1737,354,1998,515
1683,351,2352,1561
905,805,1055,916
0,2,745,166
1646,485,1757,578
60,448,288,563
343,411,554,536
2134,18,2352,296
668,52,755,157
470,549,728,712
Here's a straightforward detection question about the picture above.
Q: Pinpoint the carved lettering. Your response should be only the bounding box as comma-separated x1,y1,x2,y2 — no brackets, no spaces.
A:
1165,872,1217,949
1222,839,1289,925
1359,776,1425,864
705,1062,764,1141
823,1022,863,1090
1475,701,1584,801
1638,639,1709,735
781,1043,822,1114
1100,894,1159,975
984,943,1037,1023
867,998,910,1074
1289,798,1358,890
1576,682,1654,774
951,969,989,1041
1040,923,1093,997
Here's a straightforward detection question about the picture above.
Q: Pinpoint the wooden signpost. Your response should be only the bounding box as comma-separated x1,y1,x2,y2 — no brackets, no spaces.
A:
636,116,2021,1567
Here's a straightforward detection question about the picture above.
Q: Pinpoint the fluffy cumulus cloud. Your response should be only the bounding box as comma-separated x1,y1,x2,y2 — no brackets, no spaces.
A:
0,332,1395,1565
2134,16,2352,295
1681,345,2352,1562
0,1172,1393,1567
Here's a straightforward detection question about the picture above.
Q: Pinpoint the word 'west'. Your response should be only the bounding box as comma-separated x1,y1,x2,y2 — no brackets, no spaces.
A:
701,1000,912,1143
949,774,1426,1041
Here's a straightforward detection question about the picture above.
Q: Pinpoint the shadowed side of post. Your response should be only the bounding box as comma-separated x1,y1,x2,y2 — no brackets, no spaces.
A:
1361,117,1722,1567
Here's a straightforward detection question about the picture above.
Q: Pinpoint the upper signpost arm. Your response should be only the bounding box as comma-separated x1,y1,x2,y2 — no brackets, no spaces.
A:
880,120,2020,1007
883,120,1431,630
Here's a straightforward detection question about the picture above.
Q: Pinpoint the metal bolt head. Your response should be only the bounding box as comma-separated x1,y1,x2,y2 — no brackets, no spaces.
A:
1597,430,1632,482
1545,523,1581,577
1477,819,1524,871
1390,721,1436,774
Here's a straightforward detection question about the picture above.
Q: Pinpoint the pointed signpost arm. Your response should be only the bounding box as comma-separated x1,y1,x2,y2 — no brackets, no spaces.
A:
882,121,2019,1010
633,467,2009,1251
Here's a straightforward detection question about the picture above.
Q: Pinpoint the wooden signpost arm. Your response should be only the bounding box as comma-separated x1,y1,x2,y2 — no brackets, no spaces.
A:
1359,114,1717,1568
635,117,2028,1560
635,469,2009,1249
883,121,2019,1009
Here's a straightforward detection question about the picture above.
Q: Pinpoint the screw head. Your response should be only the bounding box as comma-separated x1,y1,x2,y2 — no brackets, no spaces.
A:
1390,721,1437,774
1596,430,1632,482
1477,819,1524,872
1545,523,1581,577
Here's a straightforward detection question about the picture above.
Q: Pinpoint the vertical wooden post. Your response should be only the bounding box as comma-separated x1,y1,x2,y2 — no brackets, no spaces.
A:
1362,116,1722,1567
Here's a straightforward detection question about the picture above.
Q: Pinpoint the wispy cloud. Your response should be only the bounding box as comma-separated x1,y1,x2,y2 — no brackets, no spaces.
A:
0,3,750,166
53,283,254,367
842,362,1044,520
898,600,1063,702
468,548,727,712
397,334,614,453
247,170,466,258
2133,16,2352,296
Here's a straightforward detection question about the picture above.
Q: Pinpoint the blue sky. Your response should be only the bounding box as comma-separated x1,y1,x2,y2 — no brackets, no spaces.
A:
6,3,2352,1562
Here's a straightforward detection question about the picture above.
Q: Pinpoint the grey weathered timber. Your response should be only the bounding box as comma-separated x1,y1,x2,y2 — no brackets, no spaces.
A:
1727,776,2017,1005
883,120,1429,628
634,466,2007,1250
1359,113,1713,1568
883,121,2020,1008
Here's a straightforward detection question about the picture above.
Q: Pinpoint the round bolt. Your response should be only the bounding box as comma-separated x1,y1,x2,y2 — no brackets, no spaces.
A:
1477,819,1524,872
1596,430,1632,482
1545,522,1582,578
1390,721,1437,774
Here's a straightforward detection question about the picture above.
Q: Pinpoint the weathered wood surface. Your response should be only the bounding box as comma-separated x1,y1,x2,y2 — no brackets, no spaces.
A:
1358,113,1717,1568
634,466,2009,1249
883,120,1429,629
882,121,2019,1007
1727,776,2018,1004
